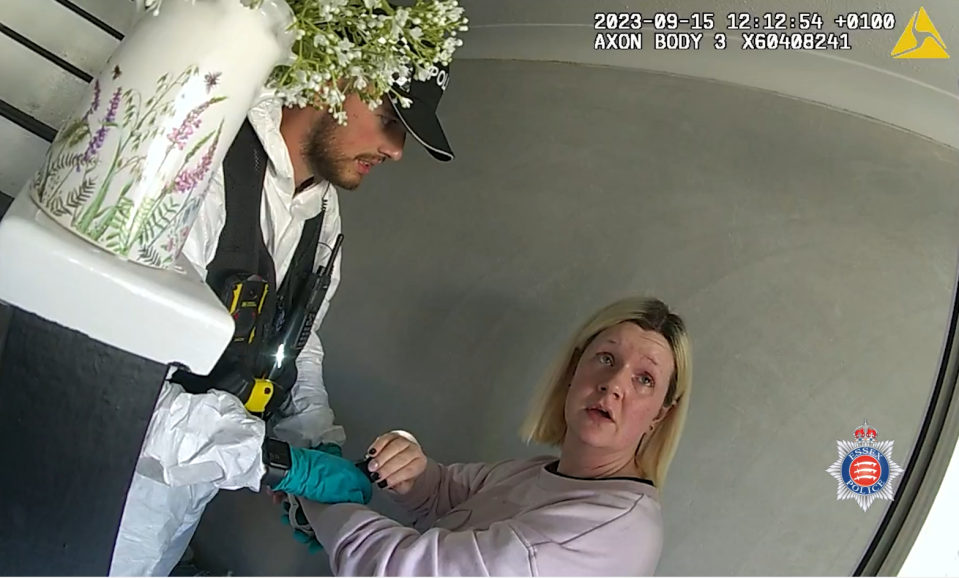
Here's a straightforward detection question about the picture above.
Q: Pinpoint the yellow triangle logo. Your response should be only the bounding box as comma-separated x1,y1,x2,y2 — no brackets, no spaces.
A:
891,7,949,59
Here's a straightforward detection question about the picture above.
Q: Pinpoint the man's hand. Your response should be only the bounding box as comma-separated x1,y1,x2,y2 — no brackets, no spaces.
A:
266,487,286,505
272,446,372,504
365,430,427,495
265,442,342,504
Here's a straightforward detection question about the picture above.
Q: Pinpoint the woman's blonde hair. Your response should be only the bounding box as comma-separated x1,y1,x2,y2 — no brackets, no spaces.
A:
520,296,692,489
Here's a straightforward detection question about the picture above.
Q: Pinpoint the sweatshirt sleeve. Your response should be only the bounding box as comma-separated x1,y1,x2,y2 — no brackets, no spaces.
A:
307,502,535,576
306,490,663,577
384,458,501,529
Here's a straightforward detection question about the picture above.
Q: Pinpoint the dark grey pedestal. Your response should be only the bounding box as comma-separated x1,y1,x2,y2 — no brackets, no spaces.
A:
0,303,167,575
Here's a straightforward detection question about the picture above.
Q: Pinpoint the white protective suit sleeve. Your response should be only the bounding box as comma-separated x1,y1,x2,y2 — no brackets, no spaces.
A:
110,380,266,577
110,168,345,575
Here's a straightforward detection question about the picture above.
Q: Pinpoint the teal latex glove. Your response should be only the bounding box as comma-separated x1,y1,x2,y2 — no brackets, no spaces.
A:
274,443,371,554
273,444,372,505
313,442,343,458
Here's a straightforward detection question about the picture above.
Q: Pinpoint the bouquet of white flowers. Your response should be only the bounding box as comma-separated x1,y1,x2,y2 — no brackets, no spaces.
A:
146,0,469,125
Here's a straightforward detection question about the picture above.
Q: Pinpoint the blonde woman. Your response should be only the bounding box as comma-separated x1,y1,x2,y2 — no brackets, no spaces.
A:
300,296,692,576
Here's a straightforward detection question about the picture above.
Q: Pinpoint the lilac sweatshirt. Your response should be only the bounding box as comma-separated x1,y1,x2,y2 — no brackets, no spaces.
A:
310,455,664,576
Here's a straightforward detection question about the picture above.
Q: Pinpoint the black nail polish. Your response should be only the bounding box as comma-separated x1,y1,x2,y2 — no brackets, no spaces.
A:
368,448,377,456
377,480,388,489
355,458,377,483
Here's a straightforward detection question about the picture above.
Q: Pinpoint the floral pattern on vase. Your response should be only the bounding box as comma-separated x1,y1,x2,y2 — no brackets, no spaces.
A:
29,63,227,269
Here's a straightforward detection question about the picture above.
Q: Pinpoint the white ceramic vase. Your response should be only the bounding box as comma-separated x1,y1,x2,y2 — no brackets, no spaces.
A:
25,0,295,269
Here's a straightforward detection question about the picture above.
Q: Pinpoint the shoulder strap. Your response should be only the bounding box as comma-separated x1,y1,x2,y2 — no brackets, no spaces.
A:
259,203,326,414
173,119,278,393
205,119,276,295
274,189,325,341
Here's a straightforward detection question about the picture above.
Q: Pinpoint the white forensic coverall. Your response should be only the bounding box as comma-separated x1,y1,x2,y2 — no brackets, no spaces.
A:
109,90,346,576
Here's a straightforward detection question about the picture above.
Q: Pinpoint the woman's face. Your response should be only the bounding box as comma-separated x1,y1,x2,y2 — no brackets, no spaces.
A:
564,322,676,454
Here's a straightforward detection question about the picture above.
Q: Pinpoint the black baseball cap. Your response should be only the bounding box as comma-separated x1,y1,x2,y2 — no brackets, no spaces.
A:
390,63,454,162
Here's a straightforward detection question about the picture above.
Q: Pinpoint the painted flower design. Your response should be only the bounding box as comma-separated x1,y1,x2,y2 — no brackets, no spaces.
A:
166,97,223,151
33,60,228,269
82,127,108,163
105,88,122,123
81,88,122,163
172,127,221,194
84,79,102,121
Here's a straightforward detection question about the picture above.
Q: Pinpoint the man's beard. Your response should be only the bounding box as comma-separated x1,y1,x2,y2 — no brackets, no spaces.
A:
302,115,376,191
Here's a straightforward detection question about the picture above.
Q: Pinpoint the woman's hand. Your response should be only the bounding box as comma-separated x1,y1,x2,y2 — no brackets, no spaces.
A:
366,430,427,495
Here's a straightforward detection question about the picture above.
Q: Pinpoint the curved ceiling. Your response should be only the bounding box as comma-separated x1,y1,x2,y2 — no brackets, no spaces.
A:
457,0,959,149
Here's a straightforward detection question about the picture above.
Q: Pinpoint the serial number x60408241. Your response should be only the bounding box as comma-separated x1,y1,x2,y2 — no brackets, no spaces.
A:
741,32,851,50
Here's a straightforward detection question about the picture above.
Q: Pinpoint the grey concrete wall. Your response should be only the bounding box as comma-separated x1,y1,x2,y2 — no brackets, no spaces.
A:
191,59,959,576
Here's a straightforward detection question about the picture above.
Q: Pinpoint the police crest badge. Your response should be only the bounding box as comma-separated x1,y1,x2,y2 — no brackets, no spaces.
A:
826,421,905,512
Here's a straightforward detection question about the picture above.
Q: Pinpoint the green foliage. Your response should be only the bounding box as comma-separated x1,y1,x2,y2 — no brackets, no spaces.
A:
65,178,96,211
135,195,180,248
